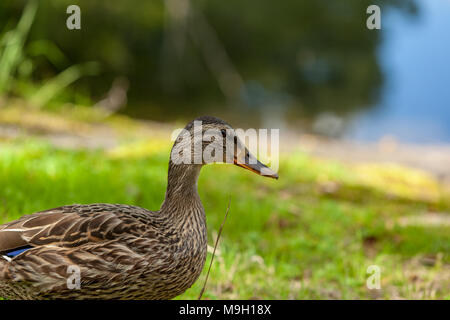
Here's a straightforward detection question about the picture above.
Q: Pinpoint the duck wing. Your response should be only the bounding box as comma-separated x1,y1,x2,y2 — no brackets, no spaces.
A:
0,204,178,298
0,204,150,255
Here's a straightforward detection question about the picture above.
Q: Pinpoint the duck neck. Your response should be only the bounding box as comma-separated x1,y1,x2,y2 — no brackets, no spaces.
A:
160,161,203,217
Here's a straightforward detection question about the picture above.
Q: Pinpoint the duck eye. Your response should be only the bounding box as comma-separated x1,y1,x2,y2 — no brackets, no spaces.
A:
221,129,227,138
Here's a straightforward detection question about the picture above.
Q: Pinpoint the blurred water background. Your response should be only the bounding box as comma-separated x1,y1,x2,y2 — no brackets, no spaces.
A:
0,0,448,143
347,0,450,143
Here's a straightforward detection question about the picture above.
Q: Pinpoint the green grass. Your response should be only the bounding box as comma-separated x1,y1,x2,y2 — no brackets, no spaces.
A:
0,138,449,299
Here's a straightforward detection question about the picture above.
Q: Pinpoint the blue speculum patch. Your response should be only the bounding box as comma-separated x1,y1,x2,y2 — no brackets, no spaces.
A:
4,246,33,257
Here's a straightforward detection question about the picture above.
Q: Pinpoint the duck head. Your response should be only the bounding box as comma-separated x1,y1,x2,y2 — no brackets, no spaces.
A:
171,116,278,179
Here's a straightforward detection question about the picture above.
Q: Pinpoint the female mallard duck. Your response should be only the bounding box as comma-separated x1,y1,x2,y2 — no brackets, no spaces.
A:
0,116,277,299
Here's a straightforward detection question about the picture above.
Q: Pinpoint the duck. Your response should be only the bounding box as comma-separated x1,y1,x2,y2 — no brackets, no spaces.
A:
0,116,278,299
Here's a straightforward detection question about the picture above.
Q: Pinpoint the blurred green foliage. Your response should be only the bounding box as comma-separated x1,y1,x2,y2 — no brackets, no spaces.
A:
0,0,417,123
0,0,99,108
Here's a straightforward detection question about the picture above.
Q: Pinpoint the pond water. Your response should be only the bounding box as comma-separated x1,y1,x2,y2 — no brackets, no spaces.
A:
345,0,450,143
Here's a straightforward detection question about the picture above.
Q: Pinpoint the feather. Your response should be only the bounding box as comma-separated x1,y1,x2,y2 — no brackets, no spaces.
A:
4,246,33,257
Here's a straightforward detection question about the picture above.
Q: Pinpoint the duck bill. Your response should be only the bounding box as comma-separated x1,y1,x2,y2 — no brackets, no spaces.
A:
234,153,279,179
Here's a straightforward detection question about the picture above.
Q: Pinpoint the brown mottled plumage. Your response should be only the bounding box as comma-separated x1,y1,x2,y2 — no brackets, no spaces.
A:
0,116,278,299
